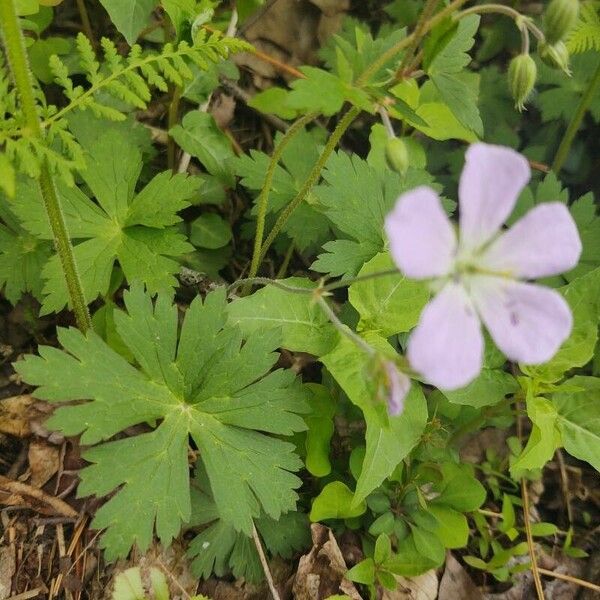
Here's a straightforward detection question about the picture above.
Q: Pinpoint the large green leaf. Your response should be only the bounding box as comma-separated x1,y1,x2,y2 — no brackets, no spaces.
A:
16,286,309,558
321,334,427,506
99,0,156,45
227,278,338,356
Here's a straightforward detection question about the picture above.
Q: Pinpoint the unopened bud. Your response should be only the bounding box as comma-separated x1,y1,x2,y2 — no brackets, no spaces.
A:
508,54,537,111
544,0,579,44
385,137,410,175
539,41,571,75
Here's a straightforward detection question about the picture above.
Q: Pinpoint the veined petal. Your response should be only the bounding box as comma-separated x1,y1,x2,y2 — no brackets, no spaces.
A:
459,143,530,251
385,186,457,279
479,202,582,279
470,276,572,364
407,283,483,389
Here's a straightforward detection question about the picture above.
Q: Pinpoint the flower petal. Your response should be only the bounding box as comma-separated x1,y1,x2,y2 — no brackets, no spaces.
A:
470,276,572,364
385,186,457,279
459,143,531,250
383,361,410,416
479,202,582,279
407,283,484,389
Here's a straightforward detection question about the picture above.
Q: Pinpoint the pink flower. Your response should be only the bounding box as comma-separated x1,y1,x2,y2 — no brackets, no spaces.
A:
384,143,582,390
382,360,410,416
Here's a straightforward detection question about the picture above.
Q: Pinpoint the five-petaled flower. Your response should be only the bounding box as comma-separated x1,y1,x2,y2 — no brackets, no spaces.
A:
384,143,582,390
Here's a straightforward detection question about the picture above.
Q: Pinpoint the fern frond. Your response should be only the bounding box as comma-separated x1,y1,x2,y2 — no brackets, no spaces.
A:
43,32,251,128
567,1,600,53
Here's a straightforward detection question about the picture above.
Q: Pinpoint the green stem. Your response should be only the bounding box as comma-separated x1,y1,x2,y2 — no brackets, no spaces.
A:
0,0,91,332
397,0,440,76
357,0,470,86
167,86,182,172
228,267,401,296
258,105,361,264
552,57,600,172
456,4,544,44
248,111,318,280
316,296,375,356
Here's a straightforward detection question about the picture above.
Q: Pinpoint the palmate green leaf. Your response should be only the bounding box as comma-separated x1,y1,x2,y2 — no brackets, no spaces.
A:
349,252,429,336
99,0,157,45
227,278,338,356
321,334,428,506
15,286,309,559
312,152,433,278
0,194,52,304
188,476,310,581
12,130,199,313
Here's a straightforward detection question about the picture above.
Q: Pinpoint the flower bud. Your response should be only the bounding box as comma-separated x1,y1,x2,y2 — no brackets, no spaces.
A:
543,0,579,44
385,136,410,176
538,41,571,75
508,54,537,111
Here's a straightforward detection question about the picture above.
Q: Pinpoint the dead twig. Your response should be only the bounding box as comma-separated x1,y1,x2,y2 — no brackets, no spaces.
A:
252,523,281,600
0,475,77,518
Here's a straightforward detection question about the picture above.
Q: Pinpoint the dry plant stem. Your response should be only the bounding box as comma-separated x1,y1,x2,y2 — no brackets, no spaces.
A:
516,405,545,600
258,105,361,264
397,0,440,75
248,111,318,281
74,0,96,47
0,0,91,332
537,567,600,592
521,478,545,599
252,524,281,600
553,57,600,172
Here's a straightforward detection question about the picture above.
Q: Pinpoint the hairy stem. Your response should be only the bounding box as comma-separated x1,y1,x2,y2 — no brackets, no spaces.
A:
167,85,182,171
357,0,470,85
0,0,91,331
553,57,600,172
397,0,440,76
258,106,361,264
248,112,318,280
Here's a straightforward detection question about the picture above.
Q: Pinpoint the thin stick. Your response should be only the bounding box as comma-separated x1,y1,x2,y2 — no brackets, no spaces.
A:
74,0,96,48
252,523,281,600
537,568,600,592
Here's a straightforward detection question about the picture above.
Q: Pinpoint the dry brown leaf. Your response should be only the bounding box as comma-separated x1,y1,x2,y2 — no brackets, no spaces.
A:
382,570,438,600
293,523,362,600
0,546,16,600
27,440,59,488
439,554,483,600
0,395,39,438
236,0,348,86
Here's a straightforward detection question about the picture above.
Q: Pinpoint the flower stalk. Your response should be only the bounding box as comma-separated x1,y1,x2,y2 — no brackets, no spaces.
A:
0,0,91,331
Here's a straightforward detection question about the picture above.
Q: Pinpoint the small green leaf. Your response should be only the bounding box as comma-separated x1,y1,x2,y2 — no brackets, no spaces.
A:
530,522,559,537
227,278,338,356
309,481,367,521
346,558,375,585
374,533,392,564
189,213,232,249
304,384,336,477
99,0,156,45
170,112,236,186
248,87,298,120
